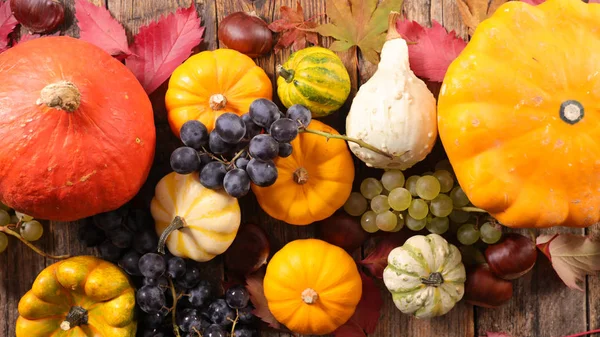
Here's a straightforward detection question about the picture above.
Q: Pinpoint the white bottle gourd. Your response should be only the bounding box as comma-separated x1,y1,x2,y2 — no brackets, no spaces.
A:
346,12,437,170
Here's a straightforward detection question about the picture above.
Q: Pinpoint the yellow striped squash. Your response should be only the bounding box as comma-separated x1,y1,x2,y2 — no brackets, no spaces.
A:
150,172,241,262
383,234,466,318
276,47,351,117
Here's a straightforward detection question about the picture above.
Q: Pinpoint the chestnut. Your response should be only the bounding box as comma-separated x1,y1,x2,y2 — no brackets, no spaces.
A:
464,264,513,308
316,213,369,252
485,233,537,280
10,0,65,33
218,11,273,58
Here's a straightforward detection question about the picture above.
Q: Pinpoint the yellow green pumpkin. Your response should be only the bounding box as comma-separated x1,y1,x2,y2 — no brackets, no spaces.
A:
16,256,136,337
277,46,351,117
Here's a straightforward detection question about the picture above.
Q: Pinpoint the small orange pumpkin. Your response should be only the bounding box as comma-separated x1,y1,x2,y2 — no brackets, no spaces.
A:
263,239,362,335
165,49,272,135
438,0,600,228
251,120,354,225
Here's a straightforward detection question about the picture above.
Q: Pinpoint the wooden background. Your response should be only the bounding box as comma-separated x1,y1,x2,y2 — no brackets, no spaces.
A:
0,0,598,336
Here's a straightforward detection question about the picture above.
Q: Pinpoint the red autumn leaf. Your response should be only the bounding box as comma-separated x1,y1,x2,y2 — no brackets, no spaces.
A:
75,0,131,56
395,20,467,82
0,1,18,52
334,271,383,336
126,3,204,95
245,270,281,329
536,233,600,291
360,231,411,278
268,1,319,52
15,32,60,45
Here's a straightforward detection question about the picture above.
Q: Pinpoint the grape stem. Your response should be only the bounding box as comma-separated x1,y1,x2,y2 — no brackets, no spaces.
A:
229,309,240,335
455,206,487,213
201,147,246,169
168,277,182,337
157,216,186,255
0,225,69,260
299,128,395,159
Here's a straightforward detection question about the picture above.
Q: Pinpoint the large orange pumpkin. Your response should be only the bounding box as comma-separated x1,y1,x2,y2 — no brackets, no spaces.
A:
0,36,155,221
165,49,272,136
437,0,600,228
251,120,354,225
263,239,362,335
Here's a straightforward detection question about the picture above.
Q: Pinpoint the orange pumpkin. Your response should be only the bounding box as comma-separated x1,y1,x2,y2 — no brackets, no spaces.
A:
251,120,354,225
263,239,362,335
437,0,600,228
165,49,272,135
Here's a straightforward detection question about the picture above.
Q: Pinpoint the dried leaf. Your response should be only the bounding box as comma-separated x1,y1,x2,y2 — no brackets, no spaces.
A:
395,20,467,82
15,32,61,45
456,0,508,35
268,1,319,52
245,271,281,329
75,0,131,56
125,3,204,95
0,1,18,52
360,231,411,278
536,234,600,291
313,0,403,64
334,271,383,335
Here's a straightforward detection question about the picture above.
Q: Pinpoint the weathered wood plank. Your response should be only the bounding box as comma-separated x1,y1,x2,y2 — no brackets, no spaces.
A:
588,224,600,335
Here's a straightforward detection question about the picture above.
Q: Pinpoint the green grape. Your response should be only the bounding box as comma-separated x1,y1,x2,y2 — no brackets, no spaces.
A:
390,212,405,232
433,170,454,193
426,216,449,234
361,211,379,233
405,175,420,196
381,170,405,191
370,195,390,214
360,178,383,199
344,192,368,216
457,223,480,245
459,245,486,266
376,211,397,231
0,202,9,211
450,186,470,207
20,220,43,242
480,222,503,244
15,211,34,222
388,188,412,211
422,171,434,176
435,159,453,173
430,194,454,217
0,210,10,227
449,210,470,224
416,176,441,200
408,199,429,220
406,214,427,231
0,232,7,253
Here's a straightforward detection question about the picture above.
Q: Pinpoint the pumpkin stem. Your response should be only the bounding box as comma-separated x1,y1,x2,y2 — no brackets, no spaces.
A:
37,81,81,112
301,288,319,304
420,272,444,287
277,65,295,83
293,167,309,184
209,94,228,110
157,216,186,255
386,11,403,41
60,306,88,331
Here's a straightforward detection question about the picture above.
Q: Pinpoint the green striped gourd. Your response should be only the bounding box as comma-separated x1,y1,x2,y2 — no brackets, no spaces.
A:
276,46,351,117
383,234,466,318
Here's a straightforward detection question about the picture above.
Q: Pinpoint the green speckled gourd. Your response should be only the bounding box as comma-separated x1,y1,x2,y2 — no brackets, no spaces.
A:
276,46,351,117
383,234,466,319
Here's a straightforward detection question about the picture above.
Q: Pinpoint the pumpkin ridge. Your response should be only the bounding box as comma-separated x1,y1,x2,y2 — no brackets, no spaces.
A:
402,245,430,275
386,264,421,278
292,79,346,106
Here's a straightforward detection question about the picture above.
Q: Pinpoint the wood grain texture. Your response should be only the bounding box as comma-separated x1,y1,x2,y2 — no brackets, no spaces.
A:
588,224,600,336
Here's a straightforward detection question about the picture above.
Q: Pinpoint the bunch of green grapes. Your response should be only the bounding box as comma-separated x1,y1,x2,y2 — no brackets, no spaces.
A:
0,203,43,254
342,159,503,245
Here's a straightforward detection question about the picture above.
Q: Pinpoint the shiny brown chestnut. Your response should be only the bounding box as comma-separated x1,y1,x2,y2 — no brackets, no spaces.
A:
10,0,65,33
464,264,513,308
316,213,369,252
218,11,273,58
485,233,537,280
